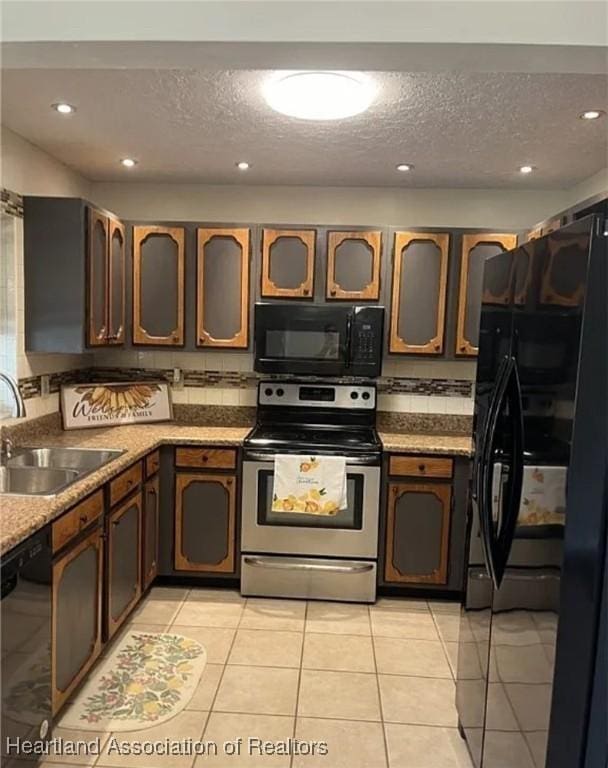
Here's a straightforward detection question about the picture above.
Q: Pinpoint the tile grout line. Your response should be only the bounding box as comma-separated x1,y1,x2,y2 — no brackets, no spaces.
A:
290,599,309,768
369,604,391,768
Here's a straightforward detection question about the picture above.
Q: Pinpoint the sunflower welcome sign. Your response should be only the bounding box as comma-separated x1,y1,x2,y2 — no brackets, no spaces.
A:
61,382,172,430
271,454,348,516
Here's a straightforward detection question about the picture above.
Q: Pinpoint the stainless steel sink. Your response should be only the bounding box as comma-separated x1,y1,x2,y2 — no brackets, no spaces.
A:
1,446,124,496
0,466,80,495
8,447,123,472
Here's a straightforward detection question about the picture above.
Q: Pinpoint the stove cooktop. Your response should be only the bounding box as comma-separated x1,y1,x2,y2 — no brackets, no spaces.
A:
244,423,381,455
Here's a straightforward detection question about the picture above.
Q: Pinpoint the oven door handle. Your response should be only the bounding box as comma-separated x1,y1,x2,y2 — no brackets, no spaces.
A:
243,556,375,574
243,452,381,466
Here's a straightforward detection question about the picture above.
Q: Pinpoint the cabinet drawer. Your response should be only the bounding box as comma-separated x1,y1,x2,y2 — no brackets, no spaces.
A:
175,447,237,470
145,450,161,478
389,455,453,479
52,490,104,553
109,462,143,506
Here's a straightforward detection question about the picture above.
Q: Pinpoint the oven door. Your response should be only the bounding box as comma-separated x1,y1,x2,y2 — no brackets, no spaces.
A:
241,459,380,559
254,303,350,376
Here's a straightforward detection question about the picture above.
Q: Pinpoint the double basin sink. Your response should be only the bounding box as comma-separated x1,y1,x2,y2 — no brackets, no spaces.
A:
0,447,124,496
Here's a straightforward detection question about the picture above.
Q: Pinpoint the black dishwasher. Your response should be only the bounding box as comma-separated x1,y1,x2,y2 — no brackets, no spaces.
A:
1,526,52,761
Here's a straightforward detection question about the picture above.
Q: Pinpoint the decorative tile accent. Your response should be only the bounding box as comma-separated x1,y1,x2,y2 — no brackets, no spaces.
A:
0,188,24,218
18,369,89,400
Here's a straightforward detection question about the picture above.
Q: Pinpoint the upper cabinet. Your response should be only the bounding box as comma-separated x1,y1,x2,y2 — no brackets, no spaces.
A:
456,232,517,356
326,230,382,300
23,197,125,353
389,231,449,355
197,227,250,348
261,228,315,299
132,225,185,346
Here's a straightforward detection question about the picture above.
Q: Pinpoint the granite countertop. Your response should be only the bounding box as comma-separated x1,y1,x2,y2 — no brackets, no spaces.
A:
379,431,473,457
0,422,250,557
1,418,473,557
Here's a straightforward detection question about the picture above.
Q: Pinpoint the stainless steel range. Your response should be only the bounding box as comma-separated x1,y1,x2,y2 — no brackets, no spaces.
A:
241,380,381,603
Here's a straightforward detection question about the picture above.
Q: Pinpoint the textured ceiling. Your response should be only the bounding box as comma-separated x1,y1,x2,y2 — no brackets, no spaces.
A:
2,69,607,188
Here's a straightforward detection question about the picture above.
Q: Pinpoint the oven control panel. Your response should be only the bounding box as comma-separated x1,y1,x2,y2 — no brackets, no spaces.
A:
259,382,376,409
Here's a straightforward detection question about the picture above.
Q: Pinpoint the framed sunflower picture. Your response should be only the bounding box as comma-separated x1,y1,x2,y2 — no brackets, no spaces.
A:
61,382,173,430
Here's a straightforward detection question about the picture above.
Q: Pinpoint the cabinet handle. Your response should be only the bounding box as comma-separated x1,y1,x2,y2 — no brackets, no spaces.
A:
330,289,337,296
303,288,309,295
418,464,426,472
79,515,88,525
126,479,134,487
201,455,208,463
226,479,233,486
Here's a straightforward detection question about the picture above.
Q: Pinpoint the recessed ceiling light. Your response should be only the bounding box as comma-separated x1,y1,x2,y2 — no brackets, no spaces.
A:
519,165,535,174
120,158,138,168
263,71,376,121
236,161,250,171
580,109,605,120
52,103,75,115
396,163,414,172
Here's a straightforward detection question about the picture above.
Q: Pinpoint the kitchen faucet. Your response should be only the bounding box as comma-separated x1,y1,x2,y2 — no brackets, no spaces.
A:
0,372,26,463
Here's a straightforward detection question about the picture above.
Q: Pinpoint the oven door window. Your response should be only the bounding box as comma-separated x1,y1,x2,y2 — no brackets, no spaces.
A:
257,470,364,530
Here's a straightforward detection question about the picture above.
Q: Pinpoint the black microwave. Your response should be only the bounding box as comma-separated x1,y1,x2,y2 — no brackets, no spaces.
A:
254,303,384,377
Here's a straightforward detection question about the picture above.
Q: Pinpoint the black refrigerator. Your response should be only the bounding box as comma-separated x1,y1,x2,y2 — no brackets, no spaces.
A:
456,216,607,768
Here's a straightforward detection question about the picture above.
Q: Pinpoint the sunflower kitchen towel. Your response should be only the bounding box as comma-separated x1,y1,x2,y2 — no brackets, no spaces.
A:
271,454,348,515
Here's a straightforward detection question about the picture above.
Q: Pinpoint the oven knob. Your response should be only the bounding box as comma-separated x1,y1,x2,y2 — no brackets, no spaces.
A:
264,387,273,396
276,388,285,397
350,391,359,400
362,391,371,400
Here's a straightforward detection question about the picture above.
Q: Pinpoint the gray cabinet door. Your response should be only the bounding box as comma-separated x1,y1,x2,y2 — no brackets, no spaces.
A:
197,228,250,348
142,475,159,591
107,492,142,638
108,217,125,344
133,226,185,346
456,232,517,355
261,228,315,298
87,208,109,346
174,473,236,573
326,230,382,300
52,526,103,715
389,232,450,354
385,481,452,585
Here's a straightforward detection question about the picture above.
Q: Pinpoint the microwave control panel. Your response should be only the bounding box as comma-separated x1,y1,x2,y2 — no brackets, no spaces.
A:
351,307,384,365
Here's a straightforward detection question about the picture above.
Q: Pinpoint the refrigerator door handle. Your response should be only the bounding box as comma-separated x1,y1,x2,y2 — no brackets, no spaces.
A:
476,355,513,585
493,360,525,587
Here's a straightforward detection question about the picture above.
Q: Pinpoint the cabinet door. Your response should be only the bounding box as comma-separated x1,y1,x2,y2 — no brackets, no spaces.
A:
87,208,109,346
326,230,382,300
389,232,449,354
142,475,159,591
197,228,250,348
108,217,126,344
107,492,142,638
52,526,103,715
261,228,315,298
133,226,185,345
174,473,236,573
455,233,517,355
385,481,451,585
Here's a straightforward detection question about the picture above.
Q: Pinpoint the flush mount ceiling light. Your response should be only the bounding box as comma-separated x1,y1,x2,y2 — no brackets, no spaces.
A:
396,163,414,172
263,71,376,120
236,161,250,171
120,158,138,168
519,165,535,174
580,109,605,120
52,102,75,114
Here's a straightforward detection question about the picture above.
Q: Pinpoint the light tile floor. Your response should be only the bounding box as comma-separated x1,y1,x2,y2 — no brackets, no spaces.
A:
14,588,477,768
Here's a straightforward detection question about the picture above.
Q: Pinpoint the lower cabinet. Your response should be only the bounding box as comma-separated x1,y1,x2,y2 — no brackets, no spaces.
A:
107,491,142,638
142,474,160,591
384,480,452,585
52,526,103,715
174,472,236,574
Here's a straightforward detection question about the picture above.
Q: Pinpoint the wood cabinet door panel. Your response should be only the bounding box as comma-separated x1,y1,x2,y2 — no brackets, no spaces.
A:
388,455,454,479
175,447,237,470
107,493,142,637
133,226,185,345
109,462,143,507
326,230,382,300
142,475,159,591
87,208,109,346
197,228,250,347
108,218,126,344
52,490,104,553
261,228,315,298
174,473,236,573
456,233,517,355
52,526,103,714
390,232,449,354
385,481,451,585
